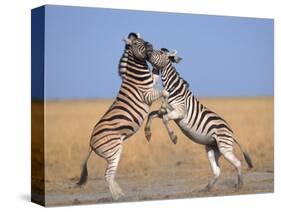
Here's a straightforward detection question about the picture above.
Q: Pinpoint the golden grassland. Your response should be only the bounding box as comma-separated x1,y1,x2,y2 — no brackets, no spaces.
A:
32,97,274,192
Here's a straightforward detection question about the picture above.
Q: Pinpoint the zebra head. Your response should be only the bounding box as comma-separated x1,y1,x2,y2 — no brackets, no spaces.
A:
147,48,182,74
123,32,153,60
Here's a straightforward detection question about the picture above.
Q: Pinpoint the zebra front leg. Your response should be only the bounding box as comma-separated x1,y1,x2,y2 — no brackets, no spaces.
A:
144,110,165,142
160,89,170,110
144,88,169,106
143,88,169,142
162,115,177,144
104,145,124,200
162,109,184,144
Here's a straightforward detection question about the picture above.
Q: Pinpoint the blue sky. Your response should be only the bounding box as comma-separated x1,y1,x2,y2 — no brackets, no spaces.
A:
34,5,273,99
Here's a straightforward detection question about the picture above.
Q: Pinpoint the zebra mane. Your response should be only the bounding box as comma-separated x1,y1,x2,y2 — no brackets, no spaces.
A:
160,48,169,52
118,45,135,78
183,78,190,88
169,63,190,89
178,73,190,88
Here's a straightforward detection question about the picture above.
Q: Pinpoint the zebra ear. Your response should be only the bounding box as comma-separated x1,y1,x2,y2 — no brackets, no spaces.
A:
168,50,178,57
169,56,182,63
123,38,132,45
167,49,181,63
136,32,141,38
128,32,138,39
161,48,169,52
174,56,182,63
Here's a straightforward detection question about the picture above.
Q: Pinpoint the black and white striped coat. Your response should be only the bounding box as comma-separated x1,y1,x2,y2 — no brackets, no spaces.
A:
77,33,167,200
145,48,253,191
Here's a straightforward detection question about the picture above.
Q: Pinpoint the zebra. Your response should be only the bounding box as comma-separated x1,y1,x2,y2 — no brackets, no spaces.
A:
144,48,253,191
76,33,168,200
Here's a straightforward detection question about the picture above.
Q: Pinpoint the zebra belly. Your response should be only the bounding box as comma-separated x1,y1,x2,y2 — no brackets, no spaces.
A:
176,120,216,145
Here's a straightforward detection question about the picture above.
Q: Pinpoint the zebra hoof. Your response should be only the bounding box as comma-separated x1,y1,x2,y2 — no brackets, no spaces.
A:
202,184,212,192
112,191,125,201
171,134,177,144
111,183,125,201
145,130,152,142
160,107,167,115
235,182,243,191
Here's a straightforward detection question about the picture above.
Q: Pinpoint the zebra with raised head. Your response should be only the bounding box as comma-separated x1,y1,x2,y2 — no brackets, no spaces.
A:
145,48,253,191
76,33,168,200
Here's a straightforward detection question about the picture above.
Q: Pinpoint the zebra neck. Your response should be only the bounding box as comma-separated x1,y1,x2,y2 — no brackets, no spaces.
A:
161,62,191,95
119,48,130,77
161,63,178,88
127,49,148,67
119,47,151,85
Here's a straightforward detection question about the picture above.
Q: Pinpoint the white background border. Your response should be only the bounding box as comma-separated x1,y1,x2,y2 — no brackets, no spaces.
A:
0,0,279,211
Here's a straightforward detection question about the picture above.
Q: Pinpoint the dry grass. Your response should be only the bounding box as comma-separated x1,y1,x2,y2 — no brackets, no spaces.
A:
33,97,273,192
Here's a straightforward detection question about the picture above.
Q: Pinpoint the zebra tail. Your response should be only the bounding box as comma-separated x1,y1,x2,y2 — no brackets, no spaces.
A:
233,139,253,169
76,147,93,186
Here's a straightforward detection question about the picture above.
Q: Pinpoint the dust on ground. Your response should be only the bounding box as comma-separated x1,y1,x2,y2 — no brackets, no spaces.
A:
45,170,273,206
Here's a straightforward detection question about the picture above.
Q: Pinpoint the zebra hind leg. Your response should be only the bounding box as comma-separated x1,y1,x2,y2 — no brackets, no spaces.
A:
218,141,243,190
203,145,221,192
104,146,124,200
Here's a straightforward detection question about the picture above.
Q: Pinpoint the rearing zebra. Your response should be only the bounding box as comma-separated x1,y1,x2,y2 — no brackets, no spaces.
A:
145,48,253,191
76,33,168,200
